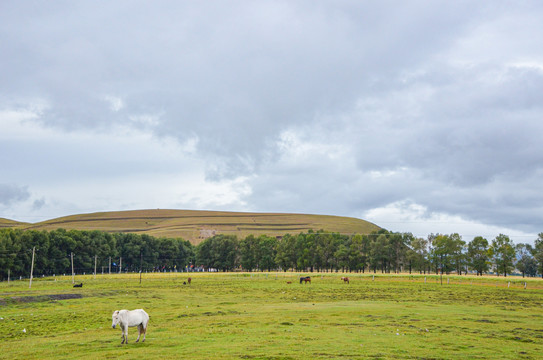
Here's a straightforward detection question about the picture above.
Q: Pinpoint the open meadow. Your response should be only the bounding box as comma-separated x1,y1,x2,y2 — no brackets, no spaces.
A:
1,273,542,359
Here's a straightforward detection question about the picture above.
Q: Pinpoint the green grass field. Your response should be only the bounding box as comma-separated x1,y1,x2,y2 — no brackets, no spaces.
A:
1,273,542,359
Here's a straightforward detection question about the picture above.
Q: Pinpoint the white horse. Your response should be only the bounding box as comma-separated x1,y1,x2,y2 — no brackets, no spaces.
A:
111,309,149,344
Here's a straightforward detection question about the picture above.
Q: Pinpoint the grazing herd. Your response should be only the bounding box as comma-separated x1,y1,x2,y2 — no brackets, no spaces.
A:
74,276,349,344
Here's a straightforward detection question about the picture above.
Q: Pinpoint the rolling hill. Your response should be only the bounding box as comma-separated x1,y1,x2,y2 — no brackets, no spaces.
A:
5,209,381,244
0,218,29,228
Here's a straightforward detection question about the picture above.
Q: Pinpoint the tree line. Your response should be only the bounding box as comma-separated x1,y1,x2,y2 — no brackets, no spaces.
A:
1,228,543,280
197,230,543,277
0,228,193,279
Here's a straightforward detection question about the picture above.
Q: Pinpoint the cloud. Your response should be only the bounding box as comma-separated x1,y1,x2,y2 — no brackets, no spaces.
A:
0,184,30,207
32,198,46,211
362,201,537,242
1,1,542,242
103,95,125,112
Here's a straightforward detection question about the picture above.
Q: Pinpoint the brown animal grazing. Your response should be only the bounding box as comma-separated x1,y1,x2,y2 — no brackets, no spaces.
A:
188,277,191,284
286,281,292,284
73,283,83,288
341,277,349,283
300,276,311,284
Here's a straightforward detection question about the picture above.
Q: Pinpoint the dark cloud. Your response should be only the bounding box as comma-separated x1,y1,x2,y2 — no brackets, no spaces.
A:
1,1,542,238
32,198,46,211
0,2,481,168
0,184,30,206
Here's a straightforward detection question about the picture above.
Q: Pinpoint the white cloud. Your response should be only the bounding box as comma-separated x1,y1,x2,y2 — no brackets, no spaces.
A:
0,105,244,221
103,95,125,112
363,201,538,243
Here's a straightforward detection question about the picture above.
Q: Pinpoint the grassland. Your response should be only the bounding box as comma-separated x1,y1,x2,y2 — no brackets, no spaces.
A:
12,209,381,244
1,273,542,359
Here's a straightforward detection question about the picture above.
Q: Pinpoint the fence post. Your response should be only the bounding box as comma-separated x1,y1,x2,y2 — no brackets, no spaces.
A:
29,247,36,289
139,251,143,284
71,252,75,284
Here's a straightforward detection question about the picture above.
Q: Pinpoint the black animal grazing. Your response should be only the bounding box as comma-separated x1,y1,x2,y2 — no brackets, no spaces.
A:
299,276,311,284
73,283,83,288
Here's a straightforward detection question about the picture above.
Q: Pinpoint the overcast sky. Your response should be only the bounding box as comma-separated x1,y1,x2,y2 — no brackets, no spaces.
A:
1,1,542,243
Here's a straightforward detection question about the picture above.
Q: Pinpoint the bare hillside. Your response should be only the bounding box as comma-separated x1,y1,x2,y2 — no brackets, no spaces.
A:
0,218,29,228
10,209,381,244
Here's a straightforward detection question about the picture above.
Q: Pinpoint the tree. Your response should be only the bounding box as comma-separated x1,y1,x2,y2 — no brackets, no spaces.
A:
334,242,350,272
314,232,340,272
157,237,179,269
275,234,297,271
295,233,314,272
388,233,409,273
432,234,454,274
524,257,538,277
533,233,543,277
449,233,466,275
349,234,370,272
210,235,239,272
0,229,18,279
515,244,537,277
427,233,440,274
370,234,389,273
240,235,258,271
467,236,490,275
409,237,429,274
516,243,534,278
256,235,277,271
490,234,516,277
196,237,213,269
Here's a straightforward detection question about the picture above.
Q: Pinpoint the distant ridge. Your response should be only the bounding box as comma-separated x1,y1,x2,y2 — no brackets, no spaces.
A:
4,209,381,244
0,218,29,228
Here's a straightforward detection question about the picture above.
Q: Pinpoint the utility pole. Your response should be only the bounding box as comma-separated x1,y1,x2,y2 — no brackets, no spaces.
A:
140,250,143,284
8,269,10,284
109,257,111,274
29,246,36,289
119,257,122,274
71,252,75,284
94,255,97,280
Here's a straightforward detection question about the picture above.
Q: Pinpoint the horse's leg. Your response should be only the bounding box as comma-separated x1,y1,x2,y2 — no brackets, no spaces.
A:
142,324,147,342
123,325,128,344
136,324,142,342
